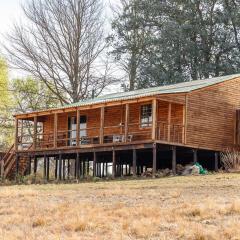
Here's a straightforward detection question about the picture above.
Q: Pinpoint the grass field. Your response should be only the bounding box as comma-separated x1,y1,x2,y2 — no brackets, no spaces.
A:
0,174,240,240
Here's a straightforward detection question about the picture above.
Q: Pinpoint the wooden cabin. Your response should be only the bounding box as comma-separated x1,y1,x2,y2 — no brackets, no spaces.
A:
2,74,240,180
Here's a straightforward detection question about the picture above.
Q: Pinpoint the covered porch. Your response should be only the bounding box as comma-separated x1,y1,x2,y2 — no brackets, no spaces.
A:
15,97,186,152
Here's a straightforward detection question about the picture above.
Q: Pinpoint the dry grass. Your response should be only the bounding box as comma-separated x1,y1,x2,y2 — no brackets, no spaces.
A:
0,174,240,239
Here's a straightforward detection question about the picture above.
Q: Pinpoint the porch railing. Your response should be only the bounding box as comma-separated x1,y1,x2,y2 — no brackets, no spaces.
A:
17,121,184,150
157,121,184,144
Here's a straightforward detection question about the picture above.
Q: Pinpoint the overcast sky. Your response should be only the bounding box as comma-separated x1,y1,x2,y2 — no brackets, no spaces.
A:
0,0,24,35
0,0,120,84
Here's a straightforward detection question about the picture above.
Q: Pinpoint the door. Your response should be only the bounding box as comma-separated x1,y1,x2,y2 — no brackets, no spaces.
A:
68,116,87,146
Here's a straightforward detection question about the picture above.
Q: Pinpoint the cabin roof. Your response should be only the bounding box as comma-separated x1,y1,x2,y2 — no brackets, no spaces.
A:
15,73,240,116
67,73,240,107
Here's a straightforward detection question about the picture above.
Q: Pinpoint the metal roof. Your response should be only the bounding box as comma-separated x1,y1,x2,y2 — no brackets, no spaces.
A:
16,73,240,116
66,73,240,108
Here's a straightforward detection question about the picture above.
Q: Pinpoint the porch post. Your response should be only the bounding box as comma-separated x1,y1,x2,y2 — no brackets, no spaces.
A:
112,148,116,178
100,107,105,144
54,113,58,148
15,118,19,151
33,116,37,150
124,103,129,142
152,143,157,177
172,146,176,175
76,109,80,146
167,103,172,142
184,94,188,144
152,99,157,140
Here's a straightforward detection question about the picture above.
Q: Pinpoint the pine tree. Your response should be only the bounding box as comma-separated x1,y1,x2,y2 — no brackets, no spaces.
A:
111,0,240,89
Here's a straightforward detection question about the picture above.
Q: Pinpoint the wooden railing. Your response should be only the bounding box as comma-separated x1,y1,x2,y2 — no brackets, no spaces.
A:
0,144,15,178
157,121,184,144
16,121,184,150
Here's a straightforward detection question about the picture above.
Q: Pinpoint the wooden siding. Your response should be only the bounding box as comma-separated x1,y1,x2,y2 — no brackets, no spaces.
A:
38,99,184,147
186,77,240,151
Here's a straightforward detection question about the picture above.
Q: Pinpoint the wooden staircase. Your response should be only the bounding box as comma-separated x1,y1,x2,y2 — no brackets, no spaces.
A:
0,144,29,180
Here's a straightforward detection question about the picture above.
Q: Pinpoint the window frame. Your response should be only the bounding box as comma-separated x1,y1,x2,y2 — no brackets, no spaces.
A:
139,103,153,129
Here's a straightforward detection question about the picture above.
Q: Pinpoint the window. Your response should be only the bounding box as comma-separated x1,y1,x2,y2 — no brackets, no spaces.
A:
140,104,152,128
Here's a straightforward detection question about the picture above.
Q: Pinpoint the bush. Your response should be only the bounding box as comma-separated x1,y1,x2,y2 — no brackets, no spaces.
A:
220,149,240,171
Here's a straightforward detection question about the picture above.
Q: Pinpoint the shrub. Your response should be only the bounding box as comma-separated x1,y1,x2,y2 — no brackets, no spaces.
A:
220,149,240,171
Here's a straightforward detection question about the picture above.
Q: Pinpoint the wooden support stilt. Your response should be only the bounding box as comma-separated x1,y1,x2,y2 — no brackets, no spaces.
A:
172,146,176,175
152,143,157,178
43,155,47,179
105,162,108,176
112,148,116,178
76,153,79,179
28,155,31,175
47,157,50,181
87,160,89,175
80,158,82,177
67,159,70,179
58,154,62,180
83,159,86,177
55,157,58,179
193,149,198,163
215,152,219,172
93,152,96,177
133,149,137,176
63,158,66,180
102,162,105,177
33,156,38,175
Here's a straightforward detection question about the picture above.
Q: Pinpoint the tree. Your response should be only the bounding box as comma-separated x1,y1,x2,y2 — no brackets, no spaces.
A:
110,0,151,90
5,0,111,104
0,58,14,150
12,77,60,113
111,0,240,88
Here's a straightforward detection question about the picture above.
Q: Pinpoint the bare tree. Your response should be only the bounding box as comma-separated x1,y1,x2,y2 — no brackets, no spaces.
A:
4,0,111,104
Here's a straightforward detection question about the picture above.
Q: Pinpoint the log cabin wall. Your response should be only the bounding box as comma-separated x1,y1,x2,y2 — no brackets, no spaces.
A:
186,77,240,151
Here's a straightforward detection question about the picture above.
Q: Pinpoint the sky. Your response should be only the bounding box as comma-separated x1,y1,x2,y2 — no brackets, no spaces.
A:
0,0,120,79
0,0,24,35
0,0,27,78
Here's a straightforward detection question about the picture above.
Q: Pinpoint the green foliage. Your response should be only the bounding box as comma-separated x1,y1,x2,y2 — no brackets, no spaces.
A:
110,0,151,90
111,0,240,89
0,58,10,105
0,58,14,150
12,77,60,113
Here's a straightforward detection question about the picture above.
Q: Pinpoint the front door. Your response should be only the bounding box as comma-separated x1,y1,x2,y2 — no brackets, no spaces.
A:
68,116,87,146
